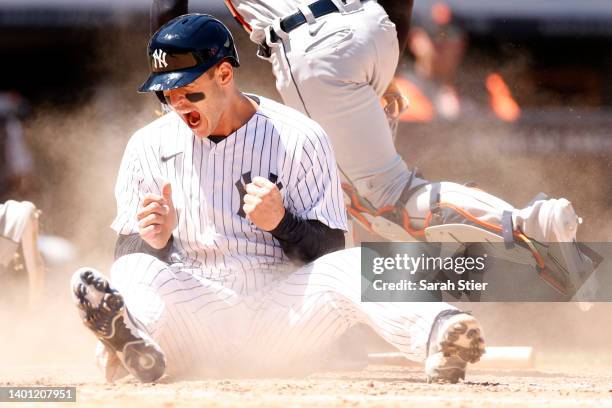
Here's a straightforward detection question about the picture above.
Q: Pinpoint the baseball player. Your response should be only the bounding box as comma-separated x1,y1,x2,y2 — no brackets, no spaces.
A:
0,95,45,306
71,15,485,384
147,0,592,288
0,200,45,306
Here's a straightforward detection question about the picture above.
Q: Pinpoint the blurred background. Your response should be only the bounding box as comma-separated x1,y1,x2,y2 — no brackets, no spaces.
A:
1,0,612,373
1,0,611,245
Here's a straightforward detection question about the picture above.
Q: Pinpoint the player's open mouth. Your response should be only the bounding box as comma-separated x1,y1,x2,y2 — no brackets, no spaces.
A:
184,111,201,129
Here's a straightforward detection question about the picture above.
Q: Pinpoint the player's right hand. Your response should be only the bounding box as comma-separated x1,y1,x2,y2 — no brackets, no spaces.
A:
137,181,177,249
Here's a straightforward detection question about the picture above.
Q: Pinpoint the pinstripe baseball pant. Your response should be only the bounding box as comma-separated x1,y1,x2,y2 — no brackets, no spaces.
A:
110,247,455,378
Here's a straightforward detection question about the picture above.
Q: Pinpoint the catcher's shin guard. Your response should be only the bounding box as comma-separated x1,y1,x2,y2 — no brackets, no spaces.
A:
424,196,602,299
343,182,419,242
343,181,601,298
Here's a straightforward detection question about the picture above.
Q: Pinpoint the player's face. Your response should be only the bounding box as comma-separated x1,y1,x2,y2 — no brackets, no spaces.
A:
164,69,226,139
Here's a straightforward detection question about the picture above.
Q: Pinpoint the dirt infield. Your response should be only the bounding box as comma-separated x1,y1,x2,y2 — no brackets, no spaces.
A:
2,282,612,408
3,34,610,408
3,362,612,407
3,275,612,408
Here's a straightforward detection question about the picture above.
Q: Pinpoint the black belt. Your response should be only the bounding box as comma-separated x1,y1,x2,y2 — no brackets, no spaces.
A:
269,0,340,43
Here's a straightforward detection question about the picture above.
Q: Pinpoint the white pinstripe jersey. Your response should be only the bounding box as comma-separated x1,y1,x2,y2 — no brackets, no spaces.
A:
111,95,346,283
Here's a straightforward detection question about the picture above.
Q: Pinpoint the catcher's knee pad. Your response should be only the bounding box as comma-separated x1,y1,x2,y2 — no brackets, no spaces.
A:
342,182,425,242
342,167,431,242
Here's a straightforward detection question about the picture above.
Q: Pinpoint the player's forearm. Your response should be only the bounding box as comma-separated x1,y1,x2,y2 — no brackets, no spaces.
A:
378,0,414,53
270,211,345,263
150,0,188,34
115,233,174,262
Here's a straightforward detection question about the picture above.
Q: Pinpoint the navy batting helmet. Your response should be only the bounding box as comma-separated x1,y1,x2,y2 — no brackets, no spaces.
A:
138,14,240,94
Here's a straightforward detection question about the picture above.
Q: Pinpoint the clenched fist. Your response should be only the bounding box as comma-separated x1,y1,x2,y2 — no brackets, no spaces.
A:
137,181,177,249
243,176,285,231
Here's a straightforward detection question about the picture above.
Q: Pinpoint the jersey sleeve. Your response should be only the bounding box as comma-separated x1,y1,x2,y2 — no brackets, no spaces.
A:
110,135,146,235
285,130,347,231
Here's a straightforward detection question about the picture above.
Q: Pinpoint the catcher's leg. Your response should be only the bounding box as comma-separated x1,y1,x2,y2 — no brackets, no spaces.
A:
347,178,595,295
402,182,581,244
408,183,593,293
266,0,407,191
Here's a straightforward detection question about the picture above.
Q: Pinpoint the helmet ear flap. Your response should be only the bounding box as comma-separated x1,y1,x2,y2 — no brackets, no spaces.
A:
155,91,168,105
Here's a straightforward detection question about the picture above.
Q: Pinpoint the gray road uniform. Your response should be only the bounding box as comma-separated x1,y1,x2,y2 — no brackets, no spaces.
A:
220,0,585,274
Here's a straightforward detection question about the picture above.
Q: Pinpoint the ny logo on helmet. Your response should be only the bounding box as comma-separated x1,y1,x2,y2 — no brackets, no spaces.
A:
152,49,168,69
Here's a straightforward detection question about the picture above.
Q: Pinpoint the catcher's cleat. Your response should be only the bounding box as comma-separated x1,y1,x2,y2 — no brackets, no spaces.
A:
425,311,485,384
71,267,166,383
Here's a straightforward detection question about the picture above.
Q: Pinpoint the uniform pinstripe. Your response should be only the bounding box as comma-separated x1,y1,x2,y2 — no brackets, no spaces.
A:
109,95,455,377
112,96,345,290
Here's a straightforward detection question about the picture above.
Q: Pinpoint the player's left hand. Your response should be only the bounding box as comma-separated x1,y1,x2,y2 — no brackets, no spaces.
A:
243,176,285,231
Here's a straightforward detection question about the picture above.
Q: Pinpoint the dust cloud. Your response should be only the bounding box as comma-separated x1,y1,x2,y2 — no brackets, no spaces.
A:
1,24,611,385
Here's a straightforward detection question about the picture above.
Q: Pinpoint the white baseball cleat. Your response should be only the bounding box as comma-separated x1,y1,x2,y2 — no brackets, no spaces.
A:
95,341,129,383
71,267,166,383
425,311,486,384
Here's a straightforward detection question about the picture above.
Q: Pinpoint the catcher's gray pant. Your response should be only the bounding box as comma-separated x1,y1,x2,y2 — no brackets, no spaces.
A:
109,247,454,378
262,0,579,244
264,0,404,189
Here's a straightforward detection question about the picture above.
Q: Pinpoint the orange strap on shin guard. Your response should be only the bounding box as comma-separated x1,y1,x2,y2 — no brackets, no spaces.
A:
342,180,547,272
